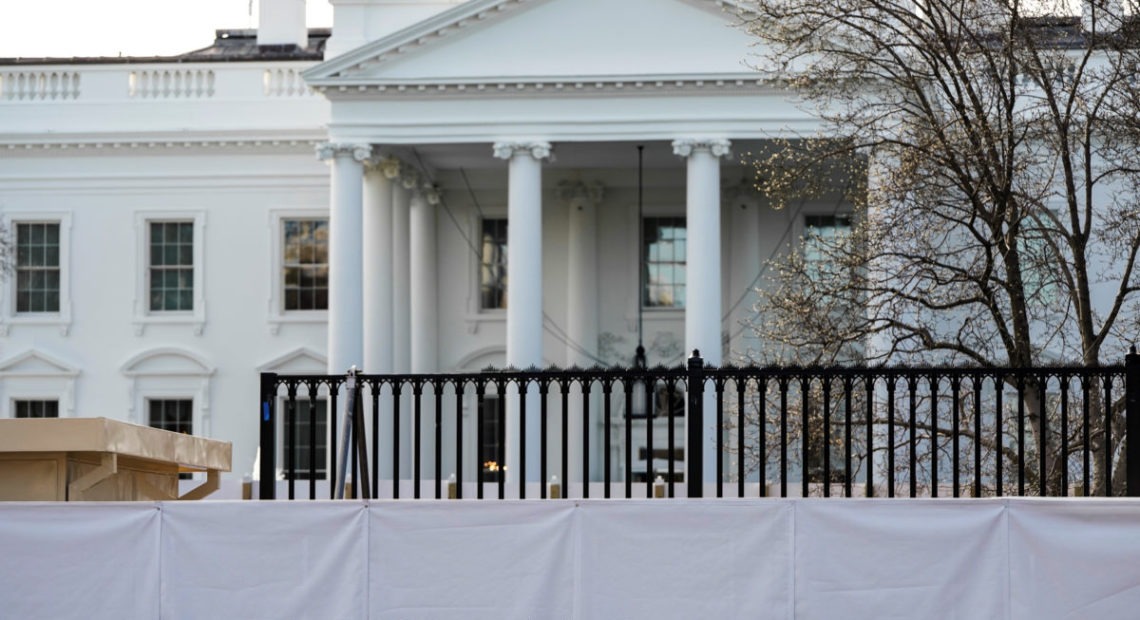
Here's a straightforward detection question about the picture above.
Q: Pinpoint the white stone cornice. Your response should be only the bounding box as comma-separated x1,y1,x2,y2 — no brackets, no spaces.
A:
672,138,732,159
492,141,552,161
315,142,372,163
557,180,604,206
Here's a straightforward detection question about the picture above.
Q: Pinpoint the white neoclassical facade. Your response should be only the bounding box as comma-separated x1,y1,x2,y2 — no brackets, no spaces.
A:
0,0,852,485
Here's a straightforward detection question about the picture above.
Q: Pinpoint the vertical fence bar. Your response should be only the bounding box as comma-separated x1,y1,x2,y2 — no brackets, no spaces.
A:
603,379,612,499
582,379,591,499
1082,375,1091,496
519,378,528,500
759,375,767,497
1060,375,1069,496
930,375,938,499
973,374,982,498
353,379,371,500
1127,348,1140,497
624,377,633,499
371,381,380,499
435,381,443,500
1017,374,1026,496
308,380,318,500
392,382,401,500
687,351,705,499
259,373,278,500
865,376,874,498
887,377,896,498
907,376,917,498
823,377,832,498
738,377,746,498
801,376,810,499
286,381,297,500
843,376,853,498
497,378,506,501
541,378,550,500
716,376,724,499
668,380,676,498
995,377,1003,497
1104,375,1113,496
455,381,464,500
476,381,485,500
780,377,789,498
1038,374,1048,497
561,380,569,499
646,374,655,498
951,374,961,498
413,380,422,500
328,386,338,500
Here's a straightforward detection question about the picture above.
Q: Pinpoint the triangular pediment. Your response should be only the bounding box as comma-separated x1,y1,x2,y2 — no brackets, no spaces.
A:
121,347,215,377
306,0,758,85
0,349,79,377
257,347,327,374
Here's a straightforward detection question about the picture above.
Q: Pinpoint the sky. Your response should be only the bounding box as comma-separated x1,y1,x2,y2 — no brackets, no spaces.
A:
0,1,334,58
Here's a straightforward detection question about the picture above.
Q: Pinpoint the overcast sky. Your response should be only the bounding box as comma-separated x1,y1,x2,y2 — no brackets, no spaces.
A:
0,1,334,58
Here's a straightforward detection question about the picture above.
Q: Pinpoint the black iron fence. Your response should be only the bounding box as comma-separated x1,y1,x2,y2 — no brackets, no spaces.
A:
258,349,1140,499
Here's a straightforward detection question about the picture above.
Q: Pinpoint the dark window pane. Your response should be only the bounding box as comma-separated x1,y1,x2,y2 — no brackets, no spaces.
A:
283,218,329,311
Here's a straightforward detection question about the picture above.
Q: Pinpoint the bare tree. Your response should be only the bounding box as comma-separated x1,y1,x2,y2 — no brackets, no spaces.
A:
737,0,1140,494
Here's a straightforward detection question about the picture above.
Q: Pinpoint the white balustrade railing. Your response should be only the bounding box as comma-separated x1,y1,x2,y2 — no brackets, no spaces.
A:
263,68,313,97
0,70,81,101
128,68,215,99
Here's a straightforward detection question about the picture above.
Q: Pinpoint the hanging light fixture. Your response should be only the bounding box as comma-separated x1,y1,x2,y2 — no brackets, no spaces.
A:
632,145,649,417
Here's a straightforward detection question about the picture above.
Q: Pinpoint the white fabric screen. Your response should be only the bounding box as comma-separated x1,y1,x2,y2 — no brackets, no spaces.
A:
1,499,1140,619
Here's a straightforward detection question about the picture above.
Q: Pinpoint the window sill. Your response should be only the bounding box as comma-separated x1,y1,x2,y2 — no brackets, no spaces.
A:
0,314,72,337
465,311,505,334
133,313,205,337
267,311,328,335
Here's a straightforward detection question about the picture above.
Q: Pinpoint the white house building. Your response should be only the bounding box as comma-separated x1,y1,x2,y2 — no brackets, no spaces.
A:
0,0,856,487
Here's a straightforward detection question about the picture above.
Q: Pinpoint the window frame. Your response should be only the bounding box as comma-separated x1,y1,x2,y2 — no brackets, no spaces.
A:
642,215,689,310
0,212,72,336
465,209,508,334
133,211,206,335
268,209,329,334
13,399,60,418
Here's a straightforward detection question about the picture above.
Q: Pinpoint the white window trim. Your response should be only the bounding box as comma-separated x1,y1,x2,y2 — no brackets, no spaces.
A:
0,349,79,418
122,347,214,438
465,208,508,335
625,204,686,331
0,211,73,337
267,209,329,335
133,211,207,336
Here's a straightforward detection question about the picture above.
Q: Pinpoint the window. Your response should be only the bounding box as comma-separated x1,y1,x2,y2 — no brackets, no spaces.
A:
149,221,194,312
643,217,686,308
283,219,329,311
15,222,61,313
480,218,508,310
149,398,193,479
282,399,328,480
479,394,504,482
14,399,58,418
803,214,853,264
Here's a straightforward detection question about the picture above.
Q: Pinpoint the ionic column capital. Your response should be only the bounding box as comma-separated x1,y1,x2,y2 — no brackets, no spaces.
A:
557,180,605,207
378,158,403,180
400,170,420,190
316,142,372,163
672,138,732,159
493,141,553,161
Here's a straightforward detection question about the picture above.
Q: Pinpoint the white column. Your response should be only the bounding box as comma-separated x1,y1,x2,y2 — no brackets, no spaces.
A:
673,139,731,365
674,138,731,491
493,141,551,368
410,186,439,373
391,169,414,373
560,180,603,483
317,142,371,374
493,141,551,492
363,157,396,375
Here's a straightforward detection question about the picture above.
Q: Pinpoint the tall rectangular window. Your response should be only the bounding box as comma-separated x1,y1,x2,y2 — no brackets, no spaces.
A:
15,222,61,313
803,214,853,264
283,399,328,480
149,221,194,312
643,217,686,308
14,399,59,418
283,219,329,311
149,399,193,478
480,218,508,310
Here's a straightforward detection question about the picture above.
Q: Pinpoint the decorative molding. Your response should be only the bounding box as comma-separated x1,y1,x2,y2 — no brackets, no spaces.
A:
557,180,605,206
315,142,372,163
672,138,733,159
2,139,323,152
314,77,774,98
379,158,403,180
492,141,552,161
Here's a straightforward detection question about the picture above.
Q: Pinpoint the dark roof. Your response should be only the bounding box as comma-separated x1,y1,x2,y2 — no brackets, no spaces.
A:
0,28,329,66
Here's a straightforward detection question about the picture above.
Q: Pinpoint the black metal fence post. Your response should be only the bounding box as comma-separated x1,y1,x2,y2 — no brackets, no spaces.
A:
1126,346,1140,496
687,350,705,498
258,372,278,500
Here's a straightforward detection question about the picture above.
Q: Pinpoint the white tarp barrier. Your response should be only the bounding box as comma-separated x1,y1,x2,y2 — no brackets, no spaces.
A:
161,501,368,620
3,498,1140,619
0,503,160,620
